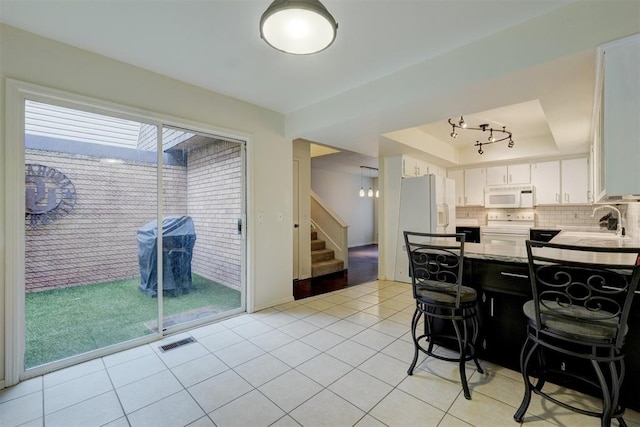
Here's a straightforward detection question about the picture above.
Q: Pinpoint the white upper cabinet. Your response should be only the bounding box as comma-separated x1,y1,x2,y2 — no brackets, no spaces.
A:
486,164,530,186
464,167,486,206
561,157,590,204
531,158,590,205
531,161,561,205
448,169,465,206
402,156,445,178
402,156,421,177
597,34,640,200
448,168,485,206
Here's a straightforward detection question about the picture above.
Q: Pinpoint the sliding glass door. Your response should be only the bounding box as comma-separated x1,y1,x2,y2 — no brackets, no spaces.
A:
159,127,244,332
20,95,245,374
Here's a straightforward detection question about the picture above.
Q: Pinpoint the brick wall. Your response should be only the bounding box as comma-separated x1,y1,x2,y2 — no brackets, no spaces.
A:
187,141,242,291
25,149,182,291
25,140,243,292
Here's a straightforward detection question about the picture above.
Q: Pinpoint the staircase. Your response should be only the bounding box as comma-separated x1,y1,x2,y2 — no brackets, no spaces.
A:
311,230,344,277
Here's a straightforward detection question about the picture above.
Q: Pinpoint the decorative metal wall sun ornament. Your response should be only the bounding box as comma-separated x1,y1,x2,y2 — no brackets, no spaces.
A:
447,116,515,155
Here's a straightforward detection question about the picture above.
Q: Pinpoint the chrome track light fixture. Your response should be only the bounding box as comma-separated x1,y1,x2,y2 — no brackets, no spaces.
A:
447,116,515,155
260,0,338,55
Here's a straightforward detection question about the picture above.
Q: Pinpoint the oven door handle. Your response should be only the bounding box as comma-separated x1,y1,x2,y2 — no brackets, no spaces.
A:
481,232,527,238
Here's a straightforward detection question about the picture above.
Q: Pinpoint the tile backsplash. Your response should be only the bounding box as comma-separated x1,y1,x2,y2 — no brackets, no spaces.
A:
456,205,629,229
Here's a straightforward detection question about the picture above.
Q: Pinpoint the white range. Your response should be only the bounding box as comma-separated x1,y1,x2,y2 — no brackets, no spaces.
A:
480,211,535,246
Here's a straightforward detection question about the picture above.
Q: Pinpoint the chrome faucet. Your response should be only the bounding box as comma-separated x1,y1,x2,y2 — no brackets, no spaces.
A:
591,205,624,237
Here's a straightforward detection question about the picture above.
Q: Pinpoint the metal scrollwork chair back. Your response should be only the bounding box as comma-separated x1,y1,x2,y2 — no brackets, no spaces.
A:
403,231,483,400
514,240,640,427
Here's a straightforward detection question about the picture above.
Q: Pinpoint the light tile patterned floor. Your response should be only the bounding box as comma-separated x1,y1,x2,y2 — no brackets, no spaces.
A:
1,280,639,427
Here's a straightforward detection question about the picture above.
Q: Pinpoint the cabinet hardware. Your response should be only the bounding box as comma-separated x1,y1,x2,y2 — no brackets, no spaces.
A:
509,174,512,183
490,297,494,317
500,272,528,279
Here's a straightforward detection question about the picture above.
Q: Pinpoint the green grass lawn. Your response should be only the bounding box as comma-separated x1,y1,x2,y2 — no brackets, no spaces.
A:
25,274,241,369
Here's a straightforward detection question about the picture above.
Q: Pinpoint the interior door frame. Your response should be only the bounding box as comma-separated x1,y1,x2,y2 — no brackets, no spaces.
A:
293,159,300,280
4,79,250,384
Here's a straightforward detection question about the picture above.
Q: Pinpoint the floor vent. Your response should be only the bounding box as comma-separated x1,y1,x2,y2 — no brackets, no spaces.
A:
159,337,196,352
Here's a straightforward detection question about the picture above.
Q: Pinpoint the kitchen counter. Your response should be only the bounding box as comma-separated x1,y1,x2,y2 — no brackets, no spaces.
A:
459,236,640,412
464,242,528,262
461,231,640,265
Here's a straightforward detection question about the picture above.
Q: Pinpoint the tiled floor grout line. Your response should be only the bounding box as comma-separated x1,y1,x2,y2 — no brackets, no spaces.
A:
99,356,129,425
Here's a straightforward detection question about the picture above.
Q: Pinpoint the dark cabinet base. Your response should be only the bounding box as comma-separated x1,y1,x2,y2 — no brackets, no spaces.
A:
470,257,640,412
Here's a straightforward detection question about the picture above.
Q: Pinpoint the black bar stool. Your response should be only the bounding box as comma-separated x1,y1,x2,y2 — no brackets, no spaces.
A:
514,240,640,427
403,231,483,400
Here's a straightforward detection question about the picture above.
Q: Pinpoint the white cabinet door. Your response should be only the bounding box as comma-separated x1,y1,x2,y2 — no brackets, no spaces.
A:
464,168,485,206
416,160,429,176
486,166,507,185
448,169,465,206
401,157,416,177
561,157,590,204
486,164,530,185
508,163,530,184
602,34,640,197
402,156,430,177
531,161,560,205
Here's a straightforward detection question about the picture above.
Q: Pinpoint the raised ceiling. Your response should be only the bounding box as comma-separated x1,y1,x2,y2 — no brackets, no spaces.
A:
1,0,633,171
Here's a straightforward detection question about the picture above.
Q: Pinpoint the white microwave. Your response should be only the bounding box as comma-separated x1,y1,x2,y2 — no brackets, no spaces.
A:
484,184,534,208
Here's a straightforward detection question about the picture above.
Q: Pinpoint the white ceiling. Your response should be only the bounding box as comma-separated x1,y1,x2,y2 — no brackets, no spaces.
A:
1,0,601,172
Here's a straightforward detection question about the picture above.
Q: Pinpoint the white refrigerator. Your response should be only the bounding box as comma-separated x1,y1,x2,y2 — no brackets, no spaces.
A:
394,174,456,283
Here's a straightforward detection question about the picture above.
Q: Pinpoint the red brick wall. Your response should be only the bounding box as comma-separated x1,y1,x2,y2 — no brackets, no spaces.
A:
187,141,242,291
25,142,242,292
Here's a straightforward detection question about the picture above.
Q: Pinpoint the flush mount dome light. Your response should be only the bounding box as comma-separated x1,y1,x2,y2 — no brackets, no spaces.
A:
260,0,338,55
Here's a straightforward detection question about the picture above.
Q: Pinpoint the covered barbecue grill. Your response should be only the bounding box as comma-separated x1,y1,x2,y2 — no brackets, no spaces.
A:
137,215,196,296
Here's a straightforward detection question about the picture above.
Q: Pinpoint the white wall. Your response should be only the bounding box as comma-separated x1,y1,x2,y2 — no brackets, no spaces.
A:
311,168,376,247
0,24,293,384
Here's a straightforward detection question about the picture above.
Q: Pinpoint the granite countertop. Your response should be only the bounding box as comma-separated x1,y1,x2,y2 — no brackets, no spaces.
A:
464,242,528,262
463,231,640,265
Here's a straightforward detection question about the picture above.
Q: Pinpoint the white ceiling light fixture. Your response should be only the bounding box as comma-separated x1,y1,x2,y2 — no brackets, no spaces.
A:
448,117,515,155
260,0,338,55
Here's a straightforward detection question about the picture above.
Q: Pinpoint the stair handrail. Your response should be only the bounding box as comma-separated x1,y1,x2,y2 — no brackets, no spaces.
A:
310,190,348,268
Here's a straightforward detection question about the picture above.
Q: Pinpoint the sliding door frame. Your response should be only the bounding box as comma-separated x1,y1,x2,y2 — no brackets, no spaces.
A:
4,79,250,384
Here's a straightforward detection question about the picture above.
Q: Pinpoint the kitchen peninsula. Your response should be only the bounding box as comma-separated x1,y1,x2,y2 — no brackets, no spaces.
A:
460,232,640,411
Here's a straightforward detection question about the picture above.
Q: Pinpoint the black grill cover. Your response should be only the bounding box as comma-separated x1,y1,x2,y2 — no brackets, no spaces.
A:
137,215,196,296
